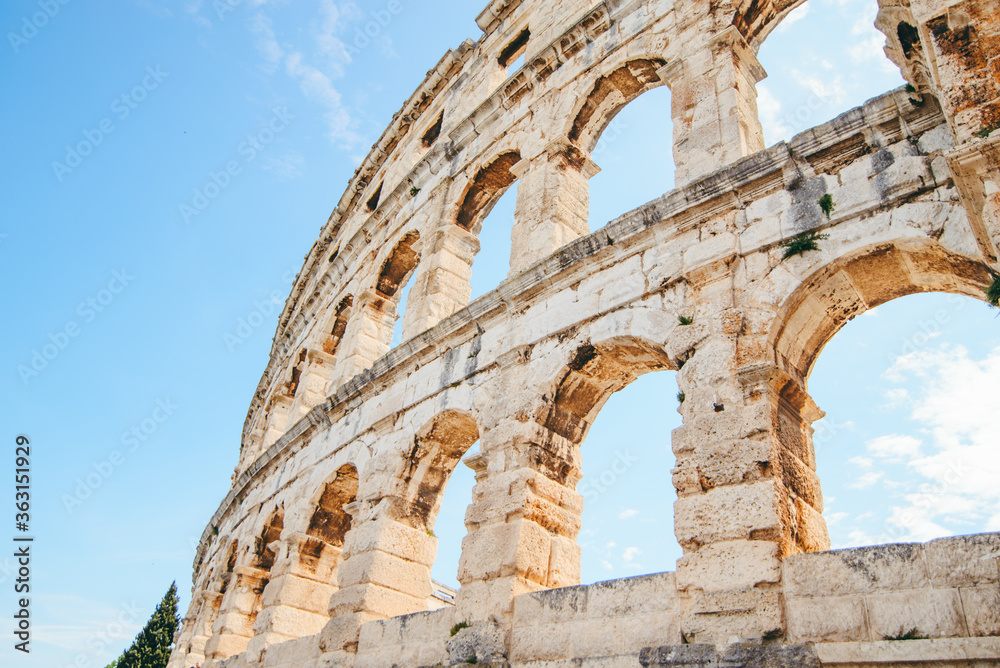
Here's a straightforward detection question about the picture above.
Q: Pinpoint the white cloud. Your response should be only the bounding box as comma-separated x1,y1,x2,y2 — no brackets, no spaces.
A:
849,455,874,469
285,52,358,147
866,434,922,460
791,69,846,105
848,470,884,489
623,546,641,562
261,151,305,179
756,85,792,143
825,511,849,526
774,4,809,34
250,12,285,69
867,344,1000,541
618,508,638,519
882,387,910,408
601,559,614,570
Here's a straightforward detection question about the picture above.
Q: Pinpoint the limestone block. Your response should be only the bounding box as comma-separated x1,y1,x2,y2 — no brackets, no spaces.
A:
680,587,783,643
783,542,931,597
458,519,551,584
252,605,328,639
674,480,782,547
676,540,780,592
866,589,968,640
336,550,432,600
960,585,1000,637
261,575,335,613
785,594,869,643
578,573,679,620
923,533,1000,587
327,581,426,619
341,517,437,567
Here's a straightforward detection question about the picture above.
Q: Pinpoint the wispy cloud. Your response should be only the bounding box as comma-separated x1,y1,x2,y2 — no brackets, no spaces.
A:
618,508,638,519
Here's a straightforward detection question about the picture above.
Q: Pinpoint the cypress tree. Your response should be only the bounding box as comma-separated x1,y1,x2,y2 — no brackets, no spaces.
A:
110,582,180,668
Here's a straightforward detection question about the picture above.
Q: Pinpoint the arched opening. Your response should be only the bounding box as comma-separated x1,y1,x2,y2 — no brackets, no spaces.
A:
469,185,516,300
576,370,681,583
568,58,667,153
457,151,521,300
536,338,681,584
251,508,284,574
403,410,480,604
771,241,995,552
303,464,358,580
376,231,420,299
391,270,418,347
321,296,353,357
752,0,906,145
810,292,1000,547
587,84,674,229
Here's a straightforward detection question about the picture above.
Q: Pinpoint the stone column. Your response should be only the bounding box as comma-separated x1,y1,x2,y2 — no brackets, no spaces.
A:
508,139,600,274
876,0,1000,261
261,396,292,449
669,308,829,643
454,419,583,624
244,532,341,661
667,26,766,186
328,289,396,390
287,349,336,424
167,589,222,668
203,566,269,663
319,499,437,655
401,224,480,336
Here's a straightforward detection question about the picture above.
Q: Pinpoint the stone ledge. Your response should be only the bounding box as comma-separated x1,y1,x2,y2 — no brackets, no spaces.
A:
813,637,1000,664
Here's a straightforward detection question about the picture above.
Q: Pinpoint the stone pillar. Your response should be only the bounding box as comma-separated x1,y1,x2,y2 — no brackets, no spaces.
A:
203,566,269,663
261,396,292,449
401,224,480,335
328,289,396,390
508,139,600,274
669,308,828,643
287,349,336,425
876,0,1000,261
668,26,766,186
244,532,341,661
168,590,222,668
319,499,437,655
454,419,583,624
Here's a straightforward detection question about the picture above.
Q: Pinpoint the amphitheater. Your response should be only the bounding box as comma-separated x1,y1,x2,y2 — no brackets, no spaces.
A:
168,0,1000,665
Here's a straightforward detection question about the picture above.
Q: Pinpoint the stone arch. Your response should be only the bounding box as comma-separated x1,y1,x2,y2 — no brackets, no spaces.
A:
455,151,522,233
731,0,807,51
252,507,284,572
771,240,993,386
759,240,993,556
304,464,359,563
537,336,676,449
567,58,669,154
399,409,480,531
321,295,354,358
376,231,421,299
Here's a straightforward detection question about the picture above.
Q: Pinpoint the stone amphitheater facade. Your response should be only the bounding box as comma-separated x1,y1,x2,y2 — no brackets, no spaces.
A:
168,0,1000,665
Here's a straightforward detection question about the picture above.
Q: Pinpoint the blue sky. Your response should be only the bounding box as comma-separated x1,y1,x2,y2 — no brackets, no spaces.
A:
2,0,998,666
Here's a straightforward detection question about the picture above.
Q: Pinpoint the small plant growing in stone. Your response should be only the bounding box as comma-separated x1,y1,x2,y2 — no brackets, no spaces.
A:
986,275,1000,307
410,186,421,197
678,315,694,325
818,194,835,218
676,391,685,404
450,621,469,637
884,627,926,641
466,654,478,664
781,231,829,259
427,529,435,537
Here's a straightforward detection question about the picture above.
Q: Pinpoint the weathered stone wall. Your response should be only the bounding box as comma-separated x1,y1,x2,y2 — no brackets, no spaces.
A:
169,0,1000,665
